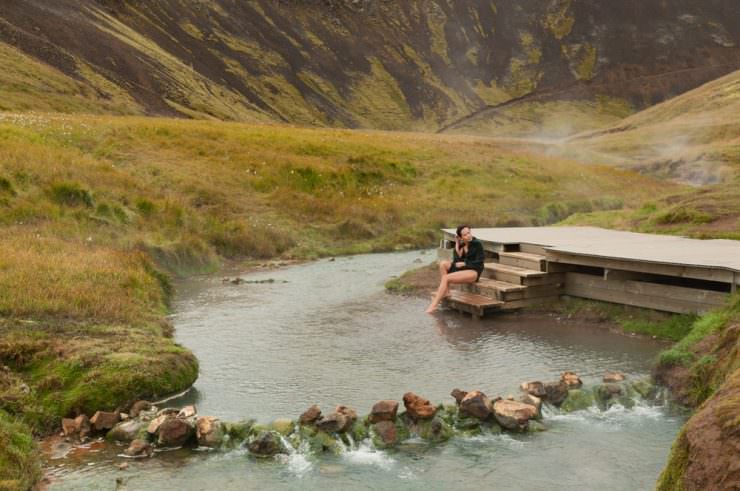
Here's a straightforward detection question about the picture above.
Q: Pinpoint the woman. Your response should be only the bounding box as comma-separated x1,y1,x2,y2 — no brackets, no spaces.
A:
425,225,485,313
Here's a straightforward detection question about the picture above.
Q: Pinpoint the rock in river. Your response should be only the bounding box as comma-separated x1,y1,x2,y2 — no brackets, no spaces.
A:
520,381,546,398
196,416,224,447
493,400,538,430
157,418,194,447
544,381,569,406
460,390,494,420
372,421,397,448
299,405,322,425
248,430,285,457
369,400,399,423
90,411,119,432
107,420,145,442
124,439,153,458
403,392,437,420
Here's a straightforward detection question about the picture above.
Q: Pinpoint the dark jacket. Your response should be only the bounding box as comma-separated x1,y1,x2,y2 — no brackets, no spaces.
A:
453,238,485,276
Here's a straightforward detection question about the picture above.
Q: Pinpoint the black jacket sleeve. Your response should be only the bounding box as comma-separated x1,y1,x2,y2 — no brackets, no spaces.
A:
464,240,485,272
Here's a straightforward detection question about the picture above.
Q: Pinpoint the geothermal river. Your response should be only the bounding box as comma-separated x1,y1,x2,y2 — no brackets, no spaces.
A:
48,250,685,490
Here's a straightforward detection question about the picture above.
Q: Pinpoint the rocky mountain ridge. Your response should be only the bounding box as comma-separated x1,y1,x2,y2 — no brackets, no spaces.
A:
1,0,738,130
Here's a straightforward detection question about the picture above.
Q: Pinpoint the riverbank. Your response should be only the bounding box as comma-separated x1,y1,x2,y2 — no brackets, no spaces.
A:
387,260,740,489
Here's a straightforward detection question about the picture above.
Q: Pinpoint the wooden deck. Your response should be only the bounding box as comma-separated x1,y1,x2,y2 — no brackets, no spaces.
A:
438,226,740,316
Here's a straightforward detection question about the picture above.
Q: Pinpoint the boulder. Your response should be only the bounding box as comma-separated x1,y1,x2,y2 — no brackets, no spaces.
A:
493,400,538,430
90,411,119,432
299,405,322,425
459,390,493,420
248,430,285,457
316,412,348,433
157,418,194,447
561,371,583,388
544,381,569,406
270,418,294,436
196,416,224,447
124,439,153,458
402,392,437,420
450,388,468,405
129,400,152,418
520,381,546,397
369,400,398,423
177,405,197,419
519,393,542,418
75,415,91,438
631,379,657,399
107,420,145,442
61,418,77,437
595,383,623,404
415,417,453,443
372,421,397,448
603,371,626,383
147,414,171,434
335,405,357,429
119,413,129,421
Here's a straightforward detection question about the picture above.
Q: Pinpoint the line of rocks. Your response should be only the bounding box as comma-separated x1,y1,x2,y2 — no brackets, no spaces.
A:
59,370,655,460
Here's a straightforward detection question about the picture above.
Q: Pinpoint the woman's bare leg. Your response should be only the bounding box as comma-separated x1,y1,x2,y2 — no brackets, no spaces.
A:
425,270,478,313
438,260,452,297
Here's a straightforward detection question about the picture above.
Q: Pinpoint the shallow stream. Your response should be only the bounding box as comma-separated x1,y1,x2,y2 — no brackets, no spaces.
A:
47,250,684,490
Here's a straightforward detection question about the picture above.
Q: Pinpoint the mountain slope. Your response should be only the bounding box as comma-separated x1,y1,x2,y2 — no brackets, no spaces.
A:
0,0,738,130
563,69,740,184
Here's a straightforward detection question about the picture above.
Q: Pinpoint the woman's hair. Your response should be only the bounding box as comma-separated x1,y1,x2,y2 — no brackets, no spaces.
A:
456,224,470,237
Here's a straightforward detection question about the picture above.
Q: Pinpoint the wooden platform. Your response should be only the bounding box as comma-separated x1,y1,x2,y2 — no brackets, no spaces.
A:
438,226,739,316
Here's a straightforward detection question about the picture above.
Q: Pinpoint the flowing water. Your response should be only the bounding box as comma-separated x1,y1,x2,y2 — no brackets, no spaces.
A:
47,250,685,490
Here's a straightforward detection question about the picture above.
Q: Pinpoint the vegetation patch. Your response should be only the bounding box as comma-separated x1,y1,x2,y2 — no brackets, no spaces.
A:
0,410,40,491
48,182,94,208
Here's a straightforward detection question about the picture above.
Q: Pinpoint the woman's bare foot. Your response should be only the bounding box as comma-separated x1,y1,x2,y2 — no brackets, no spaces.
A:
425,304,437,314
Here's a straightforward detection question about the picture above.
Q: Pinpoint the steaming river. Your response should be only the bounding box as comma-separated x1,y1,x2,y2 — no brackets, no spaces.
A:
47,250,685,490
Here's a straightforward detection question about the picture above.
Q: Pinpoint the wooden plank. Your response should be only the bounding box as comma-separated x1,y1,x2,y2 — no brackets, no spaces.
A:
442,291,503,317
522,272,565,287
549,251,734,284
564,284,716,314
471,279,526,301
564,273,728,314
484,263,547,278
499,252,546,271
565,273,728,306
519,243,549,255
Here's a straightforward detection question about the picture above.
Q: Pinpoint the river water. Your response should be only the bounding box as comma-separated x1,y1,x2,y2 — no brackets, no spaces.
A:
47,250,684,490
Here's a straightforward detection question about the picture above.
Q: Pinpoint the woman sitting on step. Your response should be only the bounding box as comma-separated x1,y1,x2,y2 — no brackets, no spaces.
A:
425,225,485,313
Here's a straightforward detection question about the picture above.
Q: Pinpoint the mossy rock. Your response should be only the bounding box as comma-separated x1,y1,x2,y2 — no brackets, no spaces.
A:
269,418,294,436
349,420,369,443
560,389,595,412
222,419,255,445
454,415,482,432
415,417,454,443
308,430,341,454
527,420,547,432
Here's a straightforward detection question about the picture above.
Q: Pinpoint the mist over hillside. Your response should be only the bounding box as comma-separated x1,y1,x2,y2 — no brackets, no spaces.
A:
1,0,738,130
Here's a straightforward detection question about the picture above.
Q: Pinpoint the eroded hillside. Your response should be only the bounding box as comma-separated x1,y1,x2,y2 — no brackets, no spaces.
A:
1,0,738,130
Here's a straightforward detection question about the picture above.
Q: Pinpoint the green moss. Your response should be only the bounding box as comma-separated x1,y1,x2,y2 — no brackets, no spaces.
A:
0,410,41,491
656,427,689,491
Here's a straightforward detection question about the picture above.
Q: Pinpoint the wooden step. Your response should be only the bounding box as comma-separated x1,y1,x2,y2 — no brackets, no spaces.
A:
498,251,546,271
463,278,526,301
441,291,503,317
483,263,564,287
519,243,549,255
483,262,546,284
